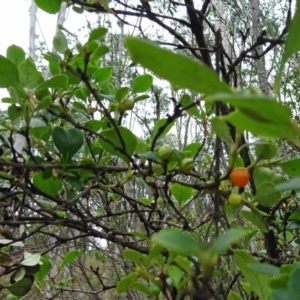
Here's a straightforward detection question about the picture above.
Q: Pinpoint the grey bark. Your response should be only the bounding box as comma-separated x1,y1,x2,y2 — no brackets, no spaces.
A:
250,0,270,94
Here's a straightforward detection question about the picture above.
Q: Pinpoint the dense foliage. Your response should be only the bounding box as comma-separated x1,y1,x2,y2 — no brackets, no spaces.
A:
1,0,300,299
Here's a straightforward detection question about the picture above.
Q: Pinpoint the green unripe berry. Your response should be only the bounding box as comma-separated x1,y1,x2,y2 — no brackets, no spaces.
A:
228,193,243,208
180,158,194,172
158,144,173,161
118,98,135,114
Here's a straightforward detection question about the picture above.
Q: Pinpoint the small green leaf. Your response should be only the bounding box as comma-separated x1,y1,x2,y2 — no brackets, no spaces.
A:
34,0,62,14
275,0,300,93
36,74,68,91
6,45,25,66
132,281,152,296
180,94,200,118
116,272,138,292
35,258,51,281
33,172,62,197
167,265,183,288
152,229,202,256
275,178,300,192
227,291,244,300
211,228,248,254
53,30,68,54
247,263,279,276
255,182,280,207
94,67,112,83
240,210,268,233
90,45,109,60
61,250,81,268
183,142,202,158
88,27,108,42
234,250,272,300
253,168,285,187
255,141,277,161
211,117,231,143
280,158,300,176
125,37,230,95
0,55,19,87
288,266,300,295
52,127,84,163
18,58,44,89
99,126,137,164
170,183,195,206
8,104,22,122
7,278,32,297
116,87,129,102
123,249,147,267
132,74,153,93
151,118,176,142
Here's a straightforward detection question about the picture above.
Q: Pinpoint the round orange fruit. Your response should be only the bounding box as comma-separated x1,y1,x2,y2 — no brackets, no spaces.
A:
229,167,250,187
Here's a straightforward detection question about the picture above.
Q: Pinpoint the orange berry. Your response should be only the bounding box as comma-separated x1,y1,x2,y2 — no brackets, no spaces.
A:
229,167,250,187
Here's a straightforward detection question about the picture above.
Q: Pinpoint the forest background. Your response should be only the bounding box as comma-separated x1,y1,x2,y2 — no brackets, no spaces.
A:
1,0,300,300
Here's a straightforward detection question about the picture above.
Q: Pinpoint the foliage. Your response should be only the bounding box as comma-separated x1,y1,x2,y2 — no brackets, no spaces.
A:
1,0,300,299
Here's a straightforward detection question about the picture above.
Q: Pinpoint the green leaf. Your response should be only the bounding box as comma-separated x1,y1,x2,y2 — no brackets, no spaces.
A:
227,291,244,300
280,158,300,176
211,117,231,143
116,87,129,102
116,272,138,292
6,45,25,66
52,127,84,163
288,266,300,295
212,93,298,140
61,250,81,268
0,55,19,87
253,168,285,187
35,258,51,281
132,74,153,93
167,265,183,288
247,263,279,276
123,249,147,267
211,228,248,254
21,253,41,266
94,67,112,83
18,58,44,89
88,27,108,42
152,229,202,256
34,0,62,14
151,118,176,142
240,210,268,233
180,94,201,118
90,45,110,60
183,142,202,158
170,183,195,206
234,250,272,300
275,178,300,192
33,172,62,197
132,281,152,296
99,126,137,164
224,110,298,140
36,74,68,91
8,104,22,122
125,37,230,95
7,278,32,296
53,30,68,54
255,141,277,161
255,182,280,207
275,0,300,93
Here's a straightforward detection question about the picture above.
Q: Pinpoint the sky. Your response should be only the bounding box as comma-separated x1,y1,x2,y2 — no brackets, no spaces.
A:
0,1,100,99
